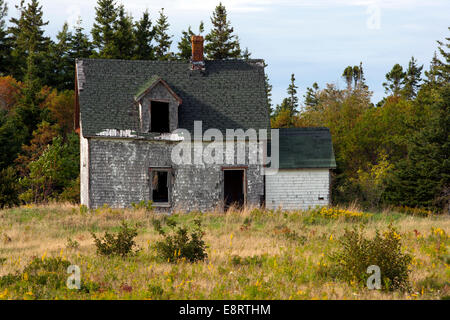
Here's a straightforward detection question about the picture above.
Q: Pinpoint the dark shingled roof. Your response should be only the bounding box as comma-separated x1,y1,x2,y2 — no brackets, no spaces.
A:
76,58,270,138
272,128,337,169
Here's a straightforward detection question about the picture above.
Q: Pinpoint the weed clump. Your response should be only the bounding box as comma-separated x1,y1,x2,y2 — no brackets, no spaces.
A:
66,237,80,250
329,225,412,291
91,221,140,257
153,218,207,263
131,200,153,211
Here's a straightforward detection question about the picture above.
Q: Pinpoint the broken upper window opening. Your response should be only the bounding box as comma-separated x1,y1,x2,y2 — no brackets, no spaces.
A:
151,169,170,203
151,101,170,133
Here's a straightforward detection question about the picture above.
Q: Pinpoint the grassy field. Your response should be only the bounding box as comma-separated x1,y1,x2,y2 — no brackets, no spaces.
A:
0,203,449,300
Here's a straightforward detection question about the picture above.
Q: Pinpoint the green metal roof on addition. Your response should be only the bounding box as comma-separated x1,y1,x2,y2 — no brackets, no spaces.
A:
272,127,337,169
76,58,271,138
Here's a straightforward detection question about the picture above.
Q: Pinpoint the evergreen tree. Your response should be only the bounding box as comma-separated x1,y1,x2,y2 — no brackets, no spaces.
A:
384,83,450,211
424,29,450,86
241,47,251,60
304,82,320,108
204,3,241,59
0,0,9,75
424,51,441,87
403,56,423,99
70,17,94,60
48,22,74,90
112,5,135,59
435,27,450,83
0,113,28,170
382,63,406,96
265,68,273,116
342,66,353,90
177,22,204,60
272,73,299,124
286,73,299,116
8,0,51,84
353,62,367,90
134,10,154,60
342,63,366,91
153,8,172,60
91,0,117,58
7,0,51,139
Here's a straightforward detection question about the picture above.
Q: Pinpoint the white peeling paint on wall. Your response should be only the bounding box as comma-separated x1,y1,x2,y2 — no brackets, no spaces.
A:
266,168,331,210
154,132,185,141
96,129,139,138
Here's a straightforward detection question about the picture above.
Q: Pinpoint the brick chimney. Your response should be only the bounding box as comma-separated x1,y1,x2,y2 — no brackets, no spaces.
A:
191,35,205,70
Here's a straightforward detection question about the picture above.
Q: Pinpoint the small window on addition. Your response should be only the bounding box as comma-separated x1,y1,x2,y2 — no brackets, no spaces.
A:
318,196,325,201
151,169,171,204
151,101,170,133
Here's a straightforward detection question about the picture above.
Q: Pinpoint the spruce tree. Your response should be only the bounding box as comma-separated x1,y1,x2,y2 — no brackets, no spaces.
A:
177,22,204,60
241,47,251,60
70,17,94,60
435,27,450,83
304,82,320,109
287,73,299,116
403,56,423,99
384,83,450,211
382,63,406,96
8,0,51,84
342,66,353,90
112,5,135,59
353,62,366,89
204,3,241,59
91,0,117,58
425,29,450,86
153,8,172,60
264,66,273,116
272,73,299,124
48,22,74,90
0,0,9,75
134,10,154,60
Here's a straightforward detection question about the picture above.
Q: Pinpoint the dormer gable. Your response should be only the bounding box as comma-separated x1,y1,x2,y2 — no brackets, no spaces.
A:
135,76,182,133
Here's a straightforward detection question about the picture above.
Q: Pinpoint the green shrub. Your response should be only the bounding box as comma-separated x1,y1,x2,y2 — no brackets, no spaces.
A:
330,225,412,291
153,218,207,263
91,221,140,257
393,206,435,217
230,254,267,267
59,176,80,204
66,237,80,250
0,167,20,209
131,200,153,211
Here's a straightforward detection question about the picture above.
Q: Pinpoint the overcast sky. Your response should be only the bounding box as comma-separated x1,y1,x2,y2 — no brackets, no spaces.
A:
5,0,450,105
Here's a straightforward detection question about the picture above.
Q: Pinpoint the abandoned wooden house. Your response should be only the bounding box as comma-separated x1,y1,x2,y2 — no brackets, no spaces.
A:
75,36,336,211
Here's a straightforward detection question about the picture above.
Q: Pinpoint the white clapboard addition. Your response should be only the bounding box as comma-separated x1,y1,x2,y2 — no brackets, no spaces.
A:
266,169,331,210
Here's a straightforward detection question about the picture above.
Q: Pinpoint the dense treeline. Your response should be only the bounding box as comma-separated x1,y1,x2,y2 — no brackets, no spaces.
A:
0,0,448,213
272,30,449,212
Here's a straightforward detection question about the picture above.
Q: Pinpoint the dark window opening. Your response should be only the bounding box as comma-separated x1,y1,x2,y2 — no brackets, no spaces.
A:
151,101,170,133
152,171,169,203
224,169,245,209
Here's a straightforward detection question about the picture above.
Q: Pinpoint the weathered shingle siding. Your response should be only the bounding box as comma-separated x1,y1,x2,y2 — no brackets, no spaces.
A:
265,169,331,210
88,138,264,211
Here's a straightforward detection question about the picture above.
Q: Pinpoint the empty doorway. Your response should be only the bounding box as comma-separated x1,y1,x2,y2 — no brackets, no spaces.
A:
223,169,246,209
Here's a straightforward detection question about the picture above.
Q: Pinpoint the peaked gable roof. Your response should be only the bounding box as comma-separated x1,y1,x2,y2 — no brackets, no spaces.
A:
76,58,270,138
271,127,337,169
134,75,182,104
